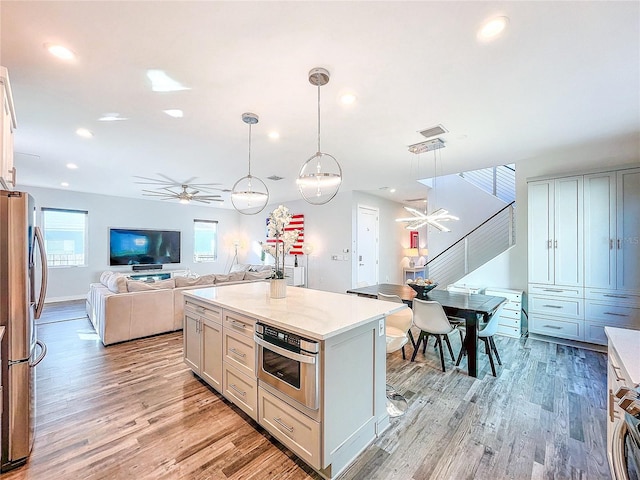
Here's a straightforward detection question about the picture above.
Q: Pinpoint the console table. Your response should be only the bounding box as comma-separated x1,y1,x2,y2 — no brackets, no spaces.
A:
403,266,427,282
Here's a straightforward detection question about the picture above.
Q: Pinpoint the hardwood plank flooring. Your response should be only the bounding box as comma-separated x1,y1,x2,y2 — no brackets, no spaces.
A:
3,304,611,479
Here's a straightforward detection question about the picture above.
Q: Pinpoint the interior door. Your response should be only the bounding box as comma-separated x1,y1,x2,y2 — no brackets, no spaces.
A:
356,206,378,287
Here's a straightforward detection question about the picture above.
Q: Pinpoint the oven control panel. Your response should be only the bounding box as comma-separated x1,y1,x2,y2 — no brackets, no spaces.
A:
256,323,319,354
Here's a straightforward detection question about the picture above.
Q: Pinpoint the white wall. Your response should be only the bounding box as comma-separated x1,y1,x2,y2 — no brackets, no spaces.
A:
426,174,507,258
239,191,410,294
23,186,241,301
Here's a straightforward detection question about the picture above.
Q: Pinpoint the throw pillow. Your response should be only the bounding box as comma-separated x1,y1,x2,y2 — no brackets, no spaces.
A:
229,264,250,273
100,271,114,286
106,273,128,293
126,278,176,292
228,271,245,282
214,274,231,284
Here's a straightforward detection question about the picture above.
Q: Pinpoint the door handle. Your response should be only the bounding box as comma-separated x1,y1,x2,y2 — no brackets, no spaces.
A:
34,226,48,320
30,340,47,367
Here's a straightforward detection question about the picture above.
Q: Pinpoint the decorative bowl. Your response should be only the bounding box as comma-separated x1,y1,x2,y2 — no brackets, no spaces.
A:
408,282,438,298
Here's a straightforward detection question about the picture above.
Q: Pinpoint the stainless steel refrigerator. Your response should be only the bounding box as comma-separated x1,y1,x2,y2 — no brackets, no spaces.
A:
0,190,47,471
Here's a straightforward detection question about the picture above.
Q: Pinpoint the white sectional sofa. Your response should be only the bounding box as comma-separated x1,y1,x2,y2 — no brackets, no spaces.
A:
86,266,272,345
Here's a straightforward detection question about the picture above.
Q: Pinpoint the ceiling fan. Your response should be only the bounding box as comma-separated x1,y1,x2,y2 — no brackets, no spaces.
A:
134,174,228,204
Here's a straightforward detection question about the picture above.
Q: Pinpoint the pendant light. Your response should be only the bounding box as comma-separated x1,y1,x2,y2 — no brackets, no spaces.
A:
231,112,269,215
297,67,342,205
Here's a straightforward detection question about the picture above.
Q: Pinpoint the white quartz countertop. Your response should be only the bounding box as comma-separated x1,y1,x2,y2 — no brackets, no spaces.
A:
605,327,640,387
183,282,406,340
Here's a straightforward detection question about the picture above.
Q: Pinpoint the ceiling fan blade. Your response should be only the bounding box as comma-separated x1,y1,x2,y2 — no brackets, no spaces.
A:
180,176,197,185
134,175,179,186
192,198,211,204
156,173,182,185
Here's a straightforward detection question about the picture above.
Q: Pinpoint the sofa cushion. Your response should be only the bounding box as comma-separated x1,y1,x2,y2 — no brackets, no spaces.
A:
174,274,216,288
126,278,176,292
100,270,114,284
244,270,273,280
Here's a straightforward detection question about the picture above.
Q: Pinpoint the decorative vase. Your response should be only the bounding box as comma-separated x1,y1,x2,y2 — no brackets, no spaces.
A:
270,278,287,299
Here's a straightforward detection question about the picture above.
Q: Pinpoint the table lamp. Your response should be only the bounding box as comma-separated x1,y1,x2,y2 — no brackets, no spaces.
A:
405,248,420,268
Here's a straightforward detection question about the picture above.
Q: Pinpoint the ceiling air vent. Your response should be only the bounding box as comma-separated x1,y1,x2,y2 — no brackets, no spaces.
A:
419,124,448,139
408,138,445,154
267,175,284,181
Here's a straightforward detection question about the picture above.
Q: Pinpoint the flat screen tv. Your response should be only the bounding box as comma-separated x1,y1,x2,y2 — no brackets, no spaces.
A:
109,228,181,266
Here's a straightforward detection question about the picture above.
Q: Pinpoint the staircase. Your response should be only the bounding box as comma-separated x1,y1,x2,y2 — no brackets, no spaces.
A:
427,202,516,288
459,164,515,203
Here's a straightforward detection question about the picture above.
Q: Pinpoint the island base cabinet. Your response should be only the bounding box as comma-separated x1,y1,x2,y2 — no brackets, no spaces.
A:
258,387,321,470
223,363,257,421
201,319,223,391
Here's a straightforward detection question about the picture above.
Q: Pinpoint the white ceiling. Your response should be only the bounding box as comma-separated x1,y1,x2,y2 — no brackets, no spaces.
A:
2,1,639,207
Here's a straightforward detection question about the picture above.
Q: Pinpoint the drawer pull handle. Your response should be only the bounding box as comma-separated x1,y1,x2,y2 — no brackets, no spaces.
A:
543,305,563,309
604,312,628,317
231,320,247,329
603,294,628,299
542,324,562,330
229,384,246,397
230,348,246,358
197,306,205,312
274,417,294,433
611,365,626,383
542,289,564,293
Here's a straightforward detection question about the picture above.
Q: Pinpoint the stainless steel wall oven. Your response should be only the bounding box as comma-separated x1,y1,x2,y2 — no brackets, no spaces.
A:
255,323,319,410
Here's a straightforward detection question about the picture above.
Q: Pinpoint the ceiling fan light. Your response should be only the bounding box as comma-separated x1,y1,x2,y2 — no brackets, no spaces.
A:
179,198,190,205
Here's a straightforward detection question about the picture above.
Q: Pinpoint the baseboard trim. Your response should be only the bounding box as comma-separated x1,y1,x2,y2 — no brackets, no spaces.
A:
45,295,86,304
527,332,607,353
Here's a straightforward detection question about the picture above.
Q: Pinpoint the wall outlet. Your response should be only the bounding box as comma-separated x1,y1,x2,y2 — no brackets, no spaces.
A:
378,318,385,336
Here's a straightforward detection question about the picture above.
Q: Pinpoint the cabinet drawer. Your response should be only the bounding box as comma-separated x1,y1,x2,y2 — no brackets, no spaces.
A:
258,387,321,469
223,327,256,377
485,289,522,303
585,322,609,345
497,324,520,338
586,289,640,308
499,308,521,321
585,301,640,329
223,363,257,421
497,315,521,329
185,300,222,323
530,314,583,341
530,295,583,319
529,284,583,299
224,310,255,338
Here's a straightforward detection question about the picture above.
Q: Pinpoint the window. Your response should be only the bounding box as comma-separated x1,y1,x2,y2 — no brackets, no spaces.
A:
41,208,88,267
193,219,218,262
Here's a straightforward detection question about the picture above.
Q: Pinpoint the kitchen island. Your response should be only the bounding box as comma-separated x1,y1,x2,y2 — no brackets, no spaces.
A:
182,282,406,480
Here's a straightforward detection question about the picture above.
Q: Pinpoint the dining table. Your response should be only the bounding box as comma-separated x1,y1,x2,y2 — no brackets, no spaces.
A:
345,283,506,378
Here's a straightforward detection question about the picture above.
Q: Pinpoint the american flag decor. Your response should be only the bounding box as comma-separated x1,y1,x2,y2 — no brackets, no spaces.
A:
288,214,305,255
265,213,305,255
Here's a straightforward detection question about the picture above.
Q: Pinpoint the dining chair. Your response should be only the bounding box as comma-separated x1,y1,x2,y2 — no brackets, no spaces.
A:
410,298,461,372
377,292,413,417
456,304,504,376
377,292,415,359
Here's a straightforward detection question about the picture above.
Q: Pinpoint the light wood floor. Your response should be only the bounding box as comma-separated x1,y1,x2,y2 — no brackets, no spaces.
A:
4,301,611,479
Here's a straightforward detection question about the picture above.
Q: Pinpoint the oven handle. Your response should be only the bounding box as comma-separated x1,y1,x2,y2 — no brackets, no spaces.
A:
254,336,317,365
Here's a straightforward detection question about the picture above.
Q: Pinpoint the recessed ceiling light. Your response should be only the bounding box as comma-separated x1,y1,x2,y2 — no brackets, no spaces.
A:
146,70,190,92
45,43,75,60
60,182,69,187
389,188,396,193
268,131,280,140
163,109,183,118
477,16,509,41
76,128,93,138
340,93,357,105
98,113,127,122
66,163,78,169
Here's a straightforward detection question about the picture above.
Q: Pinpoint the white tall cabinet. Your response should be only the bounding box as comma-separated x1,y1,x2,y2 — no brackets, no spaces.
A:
0,66,17,190
528,166,640,345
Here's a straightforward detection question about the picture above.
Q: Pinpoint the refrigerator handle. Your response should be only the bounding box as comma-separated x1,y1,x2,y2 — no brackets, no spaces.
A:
34,226,48,320
30,340,47,367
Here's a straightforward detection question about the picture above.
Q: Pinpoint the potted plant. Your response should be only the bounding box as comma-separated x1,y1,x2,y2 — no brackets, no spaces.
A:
261,205,300,298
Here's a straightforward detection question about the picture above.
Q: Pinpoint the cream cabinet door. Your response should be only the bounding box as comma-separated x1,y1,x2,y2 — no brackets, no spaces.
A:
616,168,640,293
183,312,201,372
553,176,583,287
584,172,616,289
528,180,554,284
201,318,223,392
